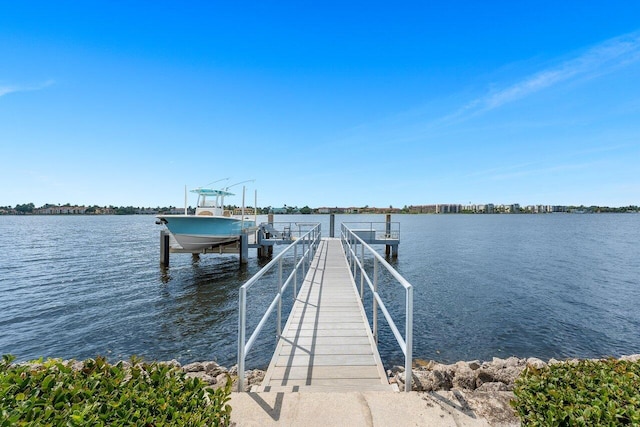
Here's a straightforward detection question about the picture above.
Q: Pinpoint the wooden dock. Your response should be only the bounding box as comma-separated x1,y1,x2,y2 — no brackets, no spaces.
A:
255,238,395,392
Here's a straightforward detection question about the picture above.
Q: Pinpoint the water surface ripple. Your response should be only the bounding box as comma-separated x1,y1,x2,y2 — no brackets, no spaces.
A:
1,214,639,369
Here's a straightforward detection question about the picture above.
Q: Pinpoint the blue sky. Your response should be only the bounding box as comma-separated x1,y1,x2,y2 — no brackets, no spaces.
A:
1,1,639,208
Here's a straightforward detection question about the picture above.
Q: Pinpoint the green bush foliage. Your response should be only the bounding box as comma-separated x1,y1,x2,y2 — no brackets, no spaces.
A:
0,354,232,426
512,358,640,426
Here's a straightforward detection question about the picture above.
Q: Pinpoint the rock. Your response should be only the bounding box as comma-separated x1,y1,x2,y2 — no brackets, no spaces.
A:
118,361,132,369
421,369,453,391
390,365,405,374
204,361,224,376
476,381,508,392
452,366,477,390
394,371,407,388
396,370,423,391
70,360,84,371
183,362,204,372
454,361,469,371
215,373,230,387
414,359,435,369
492,357,507,369
408,370,426,390
162,359,181,368
185,371,217,385
505,356,521,368
246,369,265,386
621,354,640,362
492,366,525,389
440,363,457,374
475,367,497,387
467,360,481,370
526,357,547,369
27,362,45,371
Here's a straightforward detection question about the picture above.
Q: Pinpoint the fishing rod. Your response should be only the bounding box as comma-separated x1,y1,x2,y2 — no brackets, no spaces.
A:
225,179,256,191
203,177,230,188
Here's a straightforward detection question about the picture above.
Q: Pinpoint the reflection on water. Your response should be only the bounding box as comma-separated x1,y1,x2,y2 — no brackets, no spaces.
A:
0,214,639,370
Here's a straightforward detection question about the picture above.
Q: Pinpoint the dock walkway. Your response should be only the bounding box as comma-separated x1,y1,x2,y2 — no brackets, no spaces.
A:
255,238,394,392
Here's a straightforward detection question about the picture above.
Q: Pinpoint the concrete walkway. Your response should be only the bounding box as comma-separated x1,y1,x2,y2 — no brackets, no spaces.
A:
230,391,496,426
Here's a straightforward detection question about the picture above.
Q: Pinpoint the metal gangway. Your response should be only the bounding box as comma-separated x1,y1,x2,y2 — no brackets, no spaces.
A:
237,223,413,392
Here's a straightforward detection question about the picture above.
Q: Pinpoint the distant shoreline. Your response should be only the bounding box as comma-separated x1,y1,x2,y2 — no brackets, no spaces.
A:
2,209,639,216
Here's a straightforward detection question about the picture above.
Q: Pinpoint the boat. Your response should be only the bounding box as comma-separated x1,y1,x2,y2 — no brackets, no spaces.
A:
156,186,256,251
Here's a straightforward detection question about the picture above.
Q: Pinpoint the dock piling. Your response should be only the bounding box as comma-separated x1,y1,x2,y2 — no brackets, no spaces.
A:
330,213,335,237
385,214,397,257
160,230,170,267
240,233,248,265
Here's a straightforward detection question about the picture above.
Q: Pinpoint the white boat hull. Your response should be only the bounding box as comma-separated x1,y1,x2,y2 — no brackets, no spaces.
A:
170,234,240,251
157,214,256,251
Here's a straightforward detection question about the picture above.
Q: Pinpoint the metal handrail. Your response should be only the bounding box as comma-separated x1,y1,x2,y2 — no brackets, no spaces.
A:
261,222,321,241
237,223,322,391
341,221,401,240
341,223,413,392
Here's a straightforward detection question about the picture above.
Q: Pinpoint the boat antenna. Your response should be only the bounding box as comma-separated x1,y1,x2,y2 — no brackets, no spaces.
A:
225,179,256,190
203,177,230,188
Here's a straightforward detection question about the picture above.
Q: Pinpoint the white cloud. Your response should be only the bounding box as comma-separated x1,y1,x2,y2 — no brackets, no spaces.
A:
449,30,640,120
0,85,17,97
0,79,54,97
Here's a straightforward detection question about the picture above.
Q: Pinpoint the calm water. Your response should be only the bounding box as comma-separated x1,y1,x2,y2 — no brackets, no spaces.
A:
1,214,639,369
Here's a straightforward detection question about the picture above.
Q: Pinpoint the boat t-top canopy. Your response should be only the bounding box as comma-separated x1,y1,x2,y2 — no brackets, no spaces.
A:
190,188,235,197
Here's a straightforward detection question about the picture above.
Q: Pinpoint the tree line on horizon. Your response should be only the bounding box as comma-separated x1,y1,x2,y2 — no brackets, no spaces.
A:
0,203,313,215
1,202,639,215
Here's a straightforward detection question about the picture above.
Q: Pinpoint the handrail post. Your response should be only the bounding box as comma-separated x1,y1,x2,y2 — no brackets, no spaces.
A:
360,240,364,299
237,287,246,392
353,237,357,276
277,258,283,338
344,228,349,264
302,237,306,278
348,230,353,266
405,286,413,392
293,243,298,298
349,231,356,267
373,257,378,344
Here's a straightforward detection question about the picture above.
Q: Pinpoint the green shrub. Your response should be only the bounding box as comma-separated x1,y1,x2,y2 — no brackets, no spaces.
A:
0,354,232,426
512,358,640,426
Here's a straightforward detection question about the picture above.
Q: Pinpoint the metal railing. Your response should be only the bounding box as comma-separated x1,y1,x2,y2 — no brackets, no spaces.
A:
237,223,322,391
341,221,401,240
260,221,321,240
341,223,413,392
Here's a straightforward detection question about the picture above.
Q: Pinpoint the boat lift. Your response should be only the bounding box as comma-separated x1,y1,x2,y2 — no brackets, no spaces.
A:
159,214,400,267
159,215,309,267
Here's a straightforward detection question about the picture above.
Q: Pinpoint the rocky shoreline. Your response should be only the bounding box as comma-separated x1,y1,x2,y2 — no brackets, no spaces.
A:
385,354,640,426
12,354,640,426
14,358,265,392
16,353,640,393
389,353,640,392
